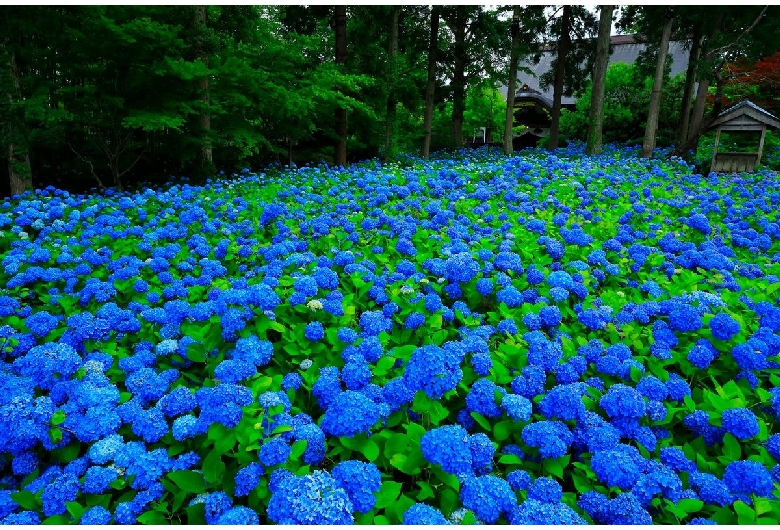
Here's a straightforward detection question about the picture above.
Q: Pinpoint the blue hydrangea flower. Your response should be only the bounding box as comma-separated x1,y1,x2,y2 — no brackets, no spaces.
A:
405,312,425,330
591,444,645,489
304,321,325,341
359,311,392,336
469,433,495,475
600,383,647,420
509,499,586,525
710,313,740,341
522,421,572,460
540,383,586,421
337,327,358,343
421,425,473,478
403,344,463,400
81,505,112,525
332,460,381,513
539,305,562,327
528,477,563,504
460,475,515,524
723,460,773,498
445,253,480,283
668,305,702,332
267,471,353,525
216,506,259,525
689,472,734,506
321,391,381,438
260,437,291,467
403,503,450,525
502,394,532,422
721,408,759,440
466,378,505,418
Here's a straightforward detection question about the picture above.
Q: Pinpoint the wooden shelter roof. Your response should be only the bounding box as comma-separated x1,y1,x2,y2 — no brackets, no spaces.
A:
707,100,780,132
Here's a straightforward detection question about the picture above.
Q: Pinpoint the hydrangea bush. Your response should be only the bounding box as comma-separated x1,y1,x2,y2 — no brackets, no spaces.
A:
1,143,779,524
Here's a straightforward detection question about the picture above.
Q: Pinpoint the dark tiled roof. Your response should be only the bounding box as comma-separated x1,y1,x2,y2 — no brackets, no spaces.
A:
708,100,780,130
500,34,691,104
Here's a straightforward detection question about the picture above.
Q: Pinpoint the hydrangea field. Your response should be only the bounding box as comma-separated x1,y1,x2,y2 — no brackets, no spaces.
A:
2,144,780,525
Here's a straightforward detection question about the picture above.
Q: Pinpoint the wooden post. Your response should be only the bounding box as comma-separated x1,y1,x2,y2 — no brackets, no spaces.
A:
756,125,766,167
711,127,721,171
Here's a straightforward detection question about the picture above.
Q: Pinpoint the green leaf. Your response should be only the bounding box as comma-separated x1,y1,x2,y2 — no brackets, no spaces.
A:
203,450,226,485
137,510,170,525
405,422,426,444
734,500,756,525
373,515,390,525
167,470,207,494
66,501,85,521
290,439,308,461
432,466,460,491
384,433,409,458
185,502,206,525
498,454,523,465
544,454,570,479
11,491,39,511
49,427,63,445
493,420,513,441
375,480,403,509
677,498,704,514
186,343,207,362
429,402,450,424
42,515,71,525
722,433,741,461
51,410,66,426
754,498,772,516
373,356,396,376
470,411,491,431
412,391,433,414
361,439,380,462
461,511,476,525
213,431,237,455
416,481,434,501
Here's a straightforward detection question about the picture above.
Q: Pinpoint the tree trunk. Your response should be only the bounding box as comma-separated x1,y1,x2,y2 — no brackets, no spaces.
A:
548,5,571,151
4,49,32,195
334,5,347,167
451,9,467,149
671,10,724,158
678,28,701,144
384,7,399,163
421,6,439,158
195,6,212,169
641,7,674,158
503,6,522,155
586,5,613,155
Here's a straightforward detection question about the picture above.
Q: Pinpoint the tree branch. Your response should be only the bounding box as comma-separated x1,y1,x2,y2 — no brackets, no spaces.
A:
117,142,148,179
68,142,106,189
707,6,768,57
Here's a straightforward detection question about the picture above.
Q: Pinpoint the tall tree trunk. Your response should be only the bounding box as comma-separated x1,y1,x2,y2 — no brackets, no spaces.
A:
678,28,701,144
334,5,347,167
548,5,571,151
4,49,32,195
451,9,467,149
195,6,212,169
503,6,522,155
384,7,399,163
421,6,439,158
586,5,613,155
641,7,674,158
671,10,724,157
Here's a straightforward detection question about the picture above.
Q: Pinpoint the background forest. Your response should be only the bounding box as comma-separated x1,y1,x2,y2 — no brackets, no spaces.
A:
1,5,779,197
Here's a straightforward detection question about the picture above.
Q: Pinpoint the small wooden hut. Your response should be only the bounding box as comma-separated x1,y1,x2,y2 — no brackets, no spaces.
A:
707,100,780,173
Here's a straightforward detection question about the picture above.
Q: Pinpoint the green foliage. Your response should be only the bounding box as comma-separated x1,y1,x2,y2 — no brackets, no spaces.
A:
694,130,780,172
560,62,685,146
